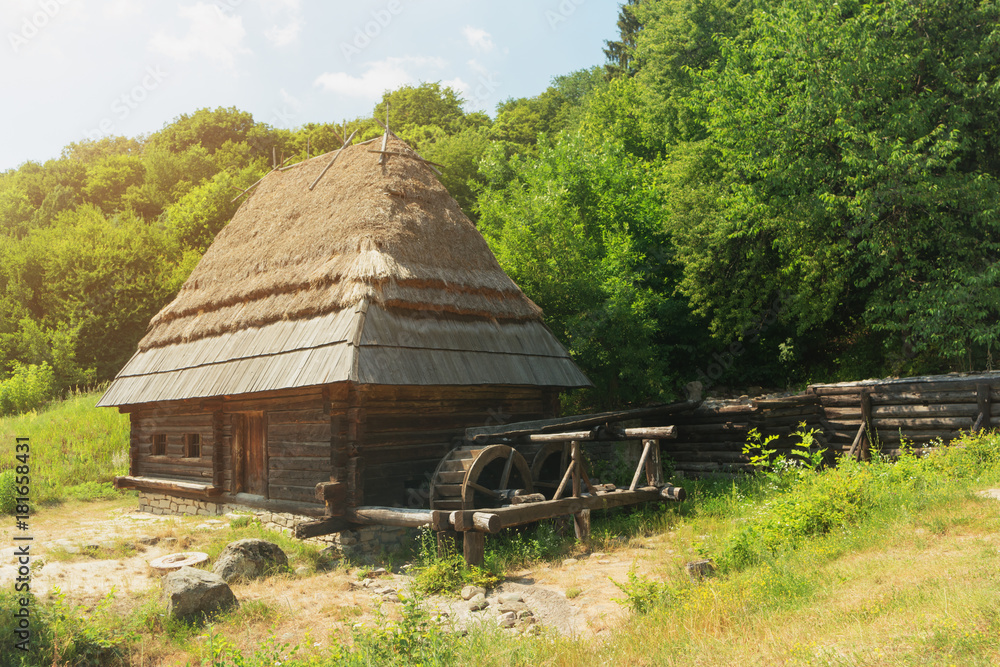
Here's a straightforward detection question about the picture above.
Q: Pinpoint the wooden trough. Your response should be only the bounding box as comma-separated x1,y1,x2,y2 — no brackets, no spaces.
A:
299,403,696,565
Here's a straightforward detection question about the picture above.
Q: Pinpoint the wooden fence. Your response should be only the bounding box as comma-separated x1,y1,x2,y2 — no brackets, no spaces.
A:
644,371,999,476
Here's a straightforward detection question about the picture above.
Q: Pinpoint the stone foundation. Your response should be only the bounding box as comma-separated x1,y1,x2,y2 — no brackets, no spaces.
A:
137,492,417,560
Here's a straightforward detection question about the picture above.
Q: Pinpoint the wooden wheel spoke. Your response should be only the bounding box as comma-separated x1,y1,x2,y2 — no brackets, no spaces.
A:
499,449,516,489
467,481,500,499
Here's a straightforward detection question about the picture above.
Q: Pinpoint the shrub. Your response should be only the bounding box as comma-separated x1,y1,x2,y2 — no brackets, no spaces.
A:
0,362,56,416
0,469,15,514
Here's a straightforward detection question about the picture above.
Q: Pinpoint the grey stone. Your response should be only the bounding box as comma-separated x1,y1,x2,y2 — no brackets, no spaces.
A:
294,566,310,576
212,539,288,583
561,558,579,566
64,546,80,554
137,536,159,546
498,592,523,604
590,552,606,559
161,537,178,546
498,611,517,628
498,601,529,614
467,593,488,611
372,567,388,576
162,567,237,619
685,559,716,582
461,585,486,601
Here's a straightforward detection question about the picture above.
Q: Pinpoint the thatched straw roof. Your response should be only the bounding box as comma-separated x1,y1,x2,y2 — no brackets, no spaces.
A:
99,136,590,407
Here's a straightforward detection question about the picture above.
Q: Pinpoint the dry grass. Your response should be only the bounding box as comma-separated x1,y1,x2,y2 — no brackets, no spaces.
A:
143,136,541,350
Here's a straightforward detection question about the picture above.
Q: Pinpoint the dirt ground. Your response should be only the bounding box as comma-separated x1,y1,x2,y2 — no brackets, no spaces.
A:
0,499,677,648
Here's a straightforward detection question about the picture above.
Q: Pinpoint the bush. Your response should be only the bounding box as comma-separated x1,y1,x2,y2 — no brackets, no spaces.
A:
0,362,56,416
0,469,15,514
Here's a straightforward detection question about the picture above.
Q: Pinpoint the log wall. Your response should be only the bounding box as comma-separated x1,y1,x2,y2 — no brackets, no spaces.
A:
647,372,1000,476
124,383,559,511
355,384,559,506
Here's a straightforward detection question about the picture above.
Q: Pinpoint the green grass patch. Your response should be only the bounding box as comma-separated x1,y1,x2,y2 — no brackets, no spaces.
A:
0,389,129,509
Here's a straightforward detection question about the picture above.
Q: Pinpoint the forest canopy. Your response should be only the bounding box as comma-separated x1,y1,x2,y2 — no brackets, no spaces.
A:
1,0,997,414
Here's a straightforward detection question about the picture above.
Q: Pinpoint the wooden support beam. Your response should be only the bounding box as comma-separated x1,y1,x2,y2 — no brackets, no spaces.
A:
574,509,591,541
294,517,351,539
630,440,654,492
847,422,865,459
484,486,684,530
975,383,992,433
345,506,441,529
524,425,678,443
571,440,582,498
309,129,358,190
466,401,698,441
114,476,221,498
860,389,873,461
315,481,347,509
463,531,485,566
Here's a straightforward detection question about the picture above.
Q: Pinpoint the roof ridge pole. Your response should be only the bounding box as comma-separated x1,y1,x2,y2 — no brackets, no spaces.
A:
309,128,359,191
378,102,390,165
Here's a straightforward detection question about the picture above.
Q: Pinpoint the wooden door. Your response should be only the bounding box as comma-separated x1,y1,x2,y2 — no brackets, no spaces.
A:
233,412,267,497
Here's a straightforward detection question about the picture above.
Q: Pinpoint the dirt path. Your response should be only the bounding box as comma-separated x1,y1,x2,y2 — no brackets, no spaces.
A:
0,500,675,644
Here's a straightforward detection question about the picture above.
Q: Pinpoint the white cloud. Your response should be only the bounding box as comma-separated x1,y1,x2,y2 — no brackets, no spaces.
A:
260,0,302,47
314,56,446,98
462,26,494,53
103,0,141,19
442,77,469,97
149,3,250,70
264,19,301,47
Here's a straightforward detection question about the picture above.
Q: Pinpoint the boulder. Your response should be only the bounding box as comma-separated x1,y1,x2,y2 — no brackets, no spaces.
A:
213,539,288,583
461,585,486,601
467,593,488,611
163,567,237,619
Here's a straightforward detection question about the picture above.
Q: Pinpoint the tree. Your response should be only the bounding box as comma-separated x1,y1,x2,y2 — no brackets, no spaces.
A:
478,132,699,407
604,0,642,78
375,83,466,134
677,0,1000,370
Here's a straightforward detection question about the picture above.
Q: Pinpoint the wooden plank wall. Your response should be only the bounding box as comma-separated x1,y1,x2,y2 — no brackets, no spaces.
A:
648,374,999,476
223,387,336,505
356,385,559,506
131,400,215,483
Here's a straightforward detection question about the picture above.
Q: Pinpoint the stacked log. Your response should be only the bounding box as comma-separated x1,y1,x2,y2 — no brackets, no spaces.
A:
646,371,999,476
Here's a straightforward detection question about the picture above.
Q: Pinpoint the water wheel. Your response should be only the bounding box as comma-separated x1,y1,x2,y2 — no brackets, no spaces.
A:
530,442,571,500
429,444,534,511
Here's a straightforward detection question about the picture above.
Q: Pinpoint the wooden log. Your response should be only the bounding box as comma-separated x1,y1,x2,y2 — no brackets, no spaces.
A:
861,390,873,462
463,531,485,566
975,383,993,433
487,486,678,529
345,506,439,529
869,390,978,405
466,401,699,440
574,509,591,541
510,493,546,505
660,486,687,501
630,440,653,492
114,475,220,497
873,417,974,429
872,403,978,418
847,422,865,459
473,512,501,533
753,396,819,409
294,517,351,539
571,440,582,498
315,481,347,509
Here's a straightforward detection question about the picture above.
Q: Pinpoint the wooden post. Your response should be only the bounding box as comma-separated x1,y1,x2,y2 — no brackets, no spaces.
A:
574,508,591,541
646,439,662,486
212,408,225,489
975,384,992,433
860,389,873,462
630,440,654,491
571,440,582,498
463,531,485,566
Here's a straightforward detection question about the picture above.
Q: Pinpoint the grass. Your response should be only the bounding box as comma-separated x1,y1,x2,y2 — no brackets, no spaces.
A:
5,392,1000,665
0,388,130,508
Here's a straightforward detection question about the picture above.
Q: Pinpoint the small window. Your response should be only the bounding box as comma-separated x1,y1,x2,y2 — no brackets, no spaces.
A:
184,434,201,458
151,434,167,456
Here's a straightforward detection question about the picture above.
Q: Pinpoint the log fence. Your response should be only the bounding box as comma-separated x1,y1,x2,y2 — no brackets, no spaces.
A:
646,371,1000,476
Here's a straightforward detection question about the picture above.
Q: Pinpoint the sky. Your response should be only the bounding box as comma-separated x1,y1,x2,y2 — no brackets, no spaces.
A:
0,0,621,171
